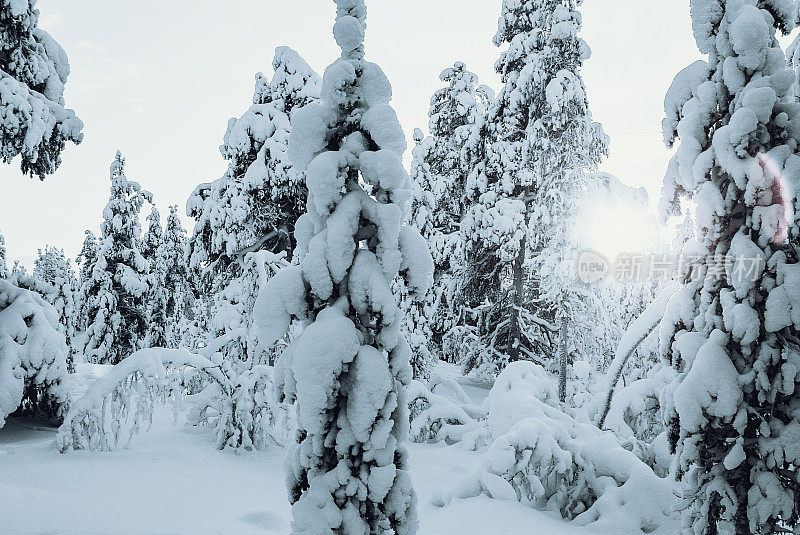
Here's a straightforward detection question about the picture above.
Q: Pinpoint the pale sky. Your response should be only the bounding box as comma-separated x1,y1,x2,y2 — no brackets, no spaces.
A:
0,0,790,268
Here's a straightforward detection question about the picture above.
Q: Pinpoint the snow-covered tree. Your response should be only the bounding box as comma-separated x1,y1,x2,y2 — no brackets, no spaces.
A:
0,0,82,178
141,205,167,348
460,0,607,388
32,245,77,367
187,46,321,291
140,206,162,266
0,277,69,427
404,62,492,379
255,1,433,531
157,206,191,349
184,49,320,449
660,2,800,532
81,152,152,364
74,229,97,331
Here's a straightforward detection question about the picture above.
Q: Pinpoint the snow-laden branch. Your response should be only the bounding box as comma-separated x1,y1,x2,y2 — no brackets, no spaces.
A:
597,284,679,429
57,347,226,452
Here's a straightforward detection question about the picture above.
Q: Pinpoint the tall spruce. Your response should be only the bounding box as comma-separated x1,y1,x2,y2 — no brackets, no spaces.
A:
257,0,433,530
660,1,800,532
461,0,607,387
404,62,492,379
81,152,152,364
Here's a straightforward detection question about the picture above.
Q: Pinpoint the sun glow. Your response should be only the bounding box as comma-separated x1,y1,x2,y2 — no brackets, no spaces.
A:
576,204,656,261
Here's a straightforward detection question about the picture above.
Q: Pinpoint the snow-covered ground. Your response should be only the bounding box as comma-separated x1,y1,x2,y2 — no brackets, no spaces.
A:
0,363,676,535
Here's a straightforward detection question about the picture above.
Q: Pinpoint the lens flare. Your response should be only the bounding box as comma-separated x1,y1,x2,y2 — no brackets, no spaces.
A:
757,152,792,246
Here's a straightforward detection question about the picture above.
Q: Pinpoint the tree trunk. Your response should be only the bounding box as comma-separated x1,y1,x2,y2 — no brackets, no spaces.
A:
507,236,526,363
558,316,568,403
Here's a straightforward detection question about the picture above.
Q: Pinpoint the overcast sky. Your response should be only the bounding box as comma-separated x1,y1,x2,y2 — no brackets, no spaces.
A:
0,0,791,268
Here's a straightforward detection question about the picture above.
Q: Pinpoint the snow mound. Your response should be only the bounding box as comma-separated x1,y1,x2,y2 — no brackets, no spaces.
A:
487,360,559,438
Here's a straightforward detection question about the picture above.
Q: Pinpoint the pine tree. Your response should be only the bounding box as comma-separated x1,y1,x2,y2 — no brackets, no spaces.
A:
32,245,78,367
404,63,492,379
187,47,321,291
461,0,607,388
159,205,191,348
660,2,800,532
257,1,432,530
74,229,98,330
81,152,152,364
185,49,321,449
0,0,83,178
141,205,167,348
141,205,162,266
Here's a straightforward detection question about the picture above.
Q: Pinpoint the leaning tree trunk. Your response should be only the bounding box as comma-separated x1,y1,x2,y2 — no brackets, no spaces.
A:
558,316,568,403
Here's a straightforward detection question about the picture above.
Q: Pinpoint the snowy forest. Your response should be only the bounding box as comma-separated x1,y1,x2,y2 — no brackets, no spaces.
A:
2,0,800,533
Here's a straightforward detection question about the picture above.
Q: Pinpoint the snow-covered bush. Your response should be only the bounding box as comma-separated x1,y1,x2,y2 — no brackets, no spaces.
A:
408,376,487,447
57,344,292,452
0,0,83,178
602,364,675,477
487,360,559,439
436,395,675,533
58,348,220,451
0,278,69,427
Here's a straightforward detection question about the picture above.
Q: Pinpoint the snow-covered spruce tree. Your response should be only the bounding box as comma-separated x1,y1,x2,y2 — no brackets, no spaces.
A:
81,152,152,364
403,63,492,378
141,206,167,348
32,245,78,367
140,205,162,266
461,0,607,386
256,1,433,531
185,46,320,360
157,206,191,349
0,0,82,178
186,46,321,293
74,229,97,331
660,2,800,533
183,50,320,449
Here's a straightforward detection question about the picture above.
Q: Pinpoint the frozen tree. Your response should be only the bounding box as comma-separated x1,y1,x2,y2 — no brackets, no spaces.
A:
81,152,152,364
141,206,167,348
403,63,492,379
76,230,97,286
140,205,162,266
32,245,77,367
255,1,433,531
461,0,607,387
74,229,98,331
0,277,69,427
157,206,191,349
187,46,321,291
659,1,800,533
184,51,320,449
0,0,83,178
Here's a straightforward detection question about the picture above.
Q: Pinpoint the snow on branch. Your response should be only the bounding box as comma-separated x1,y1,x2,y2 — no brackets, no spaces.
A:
57,347,226,452
597,284,678,429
